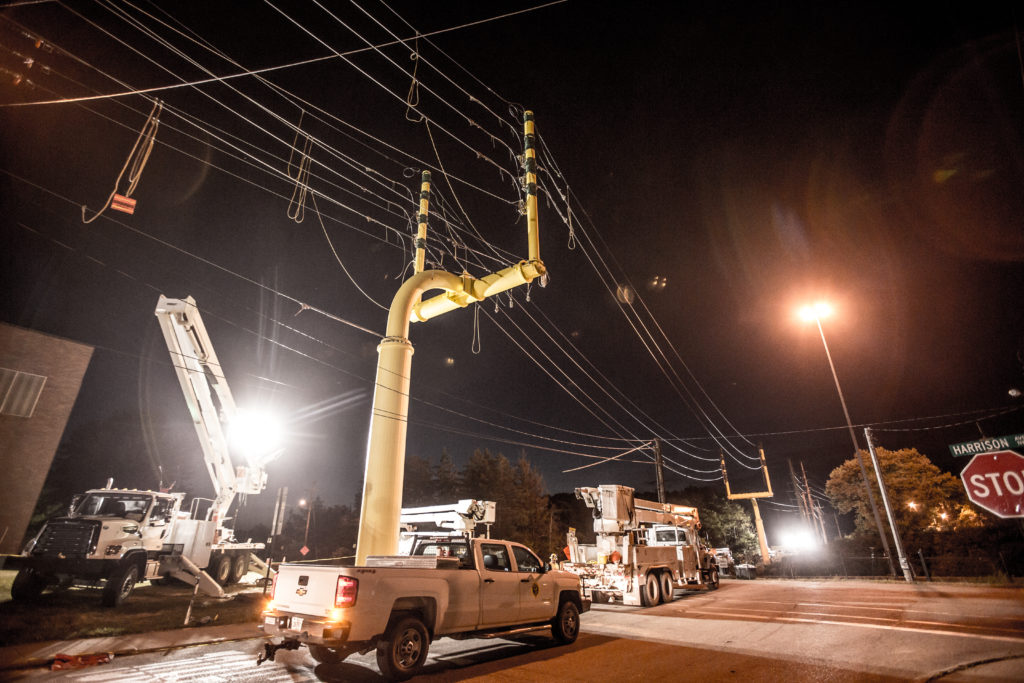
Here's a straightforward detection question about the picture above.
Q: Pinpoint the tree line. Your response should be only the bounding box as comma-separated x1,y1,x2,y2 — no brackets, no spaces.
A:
254,447,763,564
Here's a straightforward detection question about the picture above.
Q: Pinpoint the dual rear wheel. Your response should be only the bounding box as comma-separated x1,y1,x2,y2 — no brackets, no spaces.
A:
641,570,678,606
209,552,250,586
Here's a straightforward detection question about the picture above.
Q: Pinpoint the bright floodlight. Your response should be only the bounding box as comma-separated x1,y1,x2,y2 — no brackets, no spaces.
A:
228,408,284,462
798,301,833,322
778,528,818,553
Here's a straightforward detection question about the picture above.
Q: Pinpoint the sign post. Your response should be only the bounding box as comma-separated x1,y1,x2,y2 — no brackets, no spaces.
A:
960,450,1024,519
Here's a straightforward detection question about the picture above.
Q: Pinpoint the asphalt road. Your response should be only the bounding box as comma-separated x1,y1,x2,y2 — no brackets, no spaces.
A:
8,579,1024,681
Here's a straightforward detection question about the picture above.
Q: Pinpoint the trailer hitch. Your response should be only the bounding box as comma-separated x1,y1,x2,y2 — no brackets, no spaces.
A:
256,638,300,665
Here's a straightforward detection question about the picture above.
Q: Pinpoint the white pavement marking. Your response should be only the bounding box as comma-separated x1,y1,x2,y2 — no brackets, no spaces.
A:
62,649,317,682
682,609,1024,642
581,608,1024,679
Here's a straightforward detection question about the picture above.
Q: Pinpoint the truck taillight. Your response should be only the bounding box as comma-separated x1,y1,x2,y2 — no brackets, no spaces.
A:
270,573,278,601
335,576,357,608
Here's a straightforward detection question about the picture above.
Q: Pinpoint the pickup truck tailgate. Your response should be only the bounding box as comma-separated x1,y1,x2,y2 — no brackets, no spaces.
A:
272,564,347,617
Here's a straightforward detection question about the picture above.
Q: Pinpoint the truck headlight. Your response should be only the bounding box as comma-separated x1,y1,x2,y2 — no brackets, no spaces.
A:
121,524,139,534
105,545,123,556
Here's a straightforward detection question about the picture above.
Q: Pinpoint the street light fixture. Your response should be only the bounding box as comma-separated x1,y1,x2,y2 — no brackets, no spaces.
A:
798,301,896,576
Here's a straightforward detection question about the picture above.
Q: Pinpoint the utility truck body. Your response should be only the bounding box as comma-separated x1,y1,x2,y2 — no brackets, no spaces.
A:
5,296,274,606
564,484,719,606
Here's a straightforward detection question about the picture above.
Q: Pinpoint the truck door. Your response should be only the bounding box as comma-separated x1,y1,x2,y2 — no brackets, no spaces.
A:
477,542,519,627
512,544,555,623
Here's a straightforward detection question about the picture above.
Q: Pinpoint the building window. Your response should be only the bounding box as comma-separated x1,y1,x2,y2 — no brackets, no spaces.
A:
0,367,47,418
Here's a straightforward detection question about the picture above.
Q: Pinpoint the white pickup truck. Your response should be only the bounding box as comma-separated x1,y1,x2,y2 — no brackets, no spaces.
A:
257,536,589,679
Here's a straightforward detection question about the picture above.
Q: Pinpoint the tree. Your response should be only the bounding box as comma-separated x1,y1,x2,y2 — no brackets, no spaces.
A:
276,499,359,562
402,454,436,506
825,447,984,543
434,449,460,499
507,454,554,555
456,448,557,554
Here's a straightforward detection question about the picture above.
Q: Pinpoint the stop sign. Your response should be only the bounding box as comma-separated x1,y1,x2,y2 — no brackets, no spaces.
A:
960,450,1024,518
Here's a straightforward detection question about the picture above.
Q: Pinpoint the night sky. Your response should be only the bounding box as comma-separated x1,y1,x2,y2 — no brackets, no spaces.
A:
2,1,1022,539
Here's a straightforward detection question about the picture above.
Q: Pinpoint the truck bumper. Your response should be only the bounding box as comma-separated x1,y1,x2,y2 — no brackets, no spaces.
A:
1,555,120,581
259,610,353,647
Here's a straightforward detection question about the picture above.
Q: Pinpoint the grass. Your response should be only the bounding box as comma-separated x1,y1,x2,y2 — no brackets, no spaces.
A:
0,570,267,647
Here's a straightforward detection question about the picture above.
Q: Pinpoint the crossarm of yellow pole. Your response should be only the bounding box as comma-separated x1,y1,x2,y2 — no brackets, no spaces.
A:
410,259,546,324
726,491,775,500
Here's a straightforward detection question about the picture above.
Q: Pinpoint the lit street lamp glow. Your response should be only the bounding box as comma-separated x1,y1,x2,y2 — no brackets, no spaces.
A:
798,301,833,322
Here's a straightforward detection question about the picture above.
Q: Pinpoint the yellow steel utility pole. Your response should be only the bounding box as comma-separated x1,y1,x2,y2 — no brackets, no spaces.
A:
721,447,774,566
355,112,547,564
414,171,431,275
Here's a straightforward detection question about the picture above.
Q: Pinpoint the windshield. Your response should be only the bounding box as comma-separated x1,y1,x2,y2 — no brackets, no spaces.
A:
74,493,153,522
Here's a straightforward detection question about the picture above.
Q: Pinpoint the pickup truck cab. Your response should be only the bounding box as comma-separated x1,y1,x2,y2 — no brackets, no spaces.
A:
259,537,589,679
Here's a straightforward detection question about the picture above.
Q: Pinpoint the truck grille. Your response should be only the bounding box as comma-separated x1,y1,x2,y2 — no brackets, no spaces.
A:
32,519,100,557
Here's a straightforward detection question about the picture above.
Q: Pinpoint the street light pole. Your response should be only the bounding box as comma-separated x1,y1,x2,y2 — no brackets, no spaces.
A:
803,305,896,576
865,427,914,582
298,495,313,557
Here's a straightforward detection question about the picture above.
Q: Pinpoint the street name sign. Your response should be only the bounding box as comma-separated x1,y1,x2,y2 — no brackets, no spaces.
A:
948,433,1024,457
960,450,1024,519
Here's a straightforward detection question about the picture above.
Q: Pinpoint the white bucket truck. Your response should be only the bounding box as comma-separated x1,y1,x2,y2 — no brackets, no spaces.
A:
563,484,719,606
6,296,274,606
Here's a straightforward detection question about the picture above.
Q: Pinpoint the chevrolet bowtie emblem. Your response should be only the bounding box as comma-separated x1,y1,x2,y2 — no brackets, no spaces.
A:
296,587,307,596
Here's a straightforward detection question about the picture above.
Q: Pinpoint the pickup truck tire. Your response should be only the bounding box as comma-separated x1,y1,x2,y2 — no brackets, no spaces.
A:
102,562,139,607
660,572,675,603
308,644,349,665
11,568,48,602
550,599,580,644
376,616,429,681
641,572,662,606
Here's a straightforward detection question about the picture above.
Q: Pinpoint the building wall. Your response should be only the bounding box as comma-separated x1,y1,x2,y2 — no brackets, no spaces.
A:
0,323,93,554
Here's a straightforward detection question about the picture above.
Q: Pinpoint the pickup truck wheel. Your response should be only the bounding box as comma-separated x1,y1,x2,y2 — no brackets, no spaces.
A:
308,644,348,664
641,571,662,606
376,616,429,681
660,572,675,603
102,563,139,607
11,568,48,602
551,600,580,644
705,565,720,590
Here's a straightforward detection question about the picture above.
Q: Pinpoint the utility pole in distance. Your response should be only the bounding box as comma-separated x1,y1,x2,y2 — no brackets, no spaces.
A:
653,439,666,503
722,446,774,566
